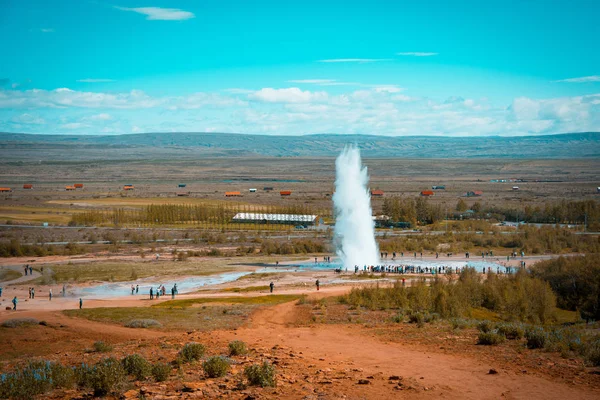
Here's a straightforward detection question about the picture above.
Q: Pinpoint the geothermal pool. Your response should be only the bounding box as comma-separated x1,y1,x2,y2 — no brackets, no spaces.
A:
76,257,513,298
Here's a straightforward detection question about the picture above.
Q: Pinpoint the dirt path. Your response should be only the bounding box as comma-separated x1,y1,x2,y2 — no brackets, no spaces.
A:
221,301,599,400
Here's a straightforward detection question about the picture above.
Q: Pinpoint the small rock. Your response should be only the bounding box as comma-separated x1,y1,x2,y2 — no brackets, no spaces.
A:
388,375,402,381
366,376,374,379
357,379,371,385
488,369,498,375
123,389,139,399
182,382,204,392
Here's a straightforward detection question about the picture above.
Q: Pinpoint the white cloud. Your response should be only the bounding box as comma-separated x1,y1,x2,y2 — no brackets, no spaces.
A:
89,113,112,121
372,85,403,93
317,58,390,63
554,75,600,83
61,122,88,130
249,88,328,103
40,28,54,33
77,78,116,83
11,113,45,125
115,6,195,21
396,52,438,57
224,88,254,94
288,79,337,84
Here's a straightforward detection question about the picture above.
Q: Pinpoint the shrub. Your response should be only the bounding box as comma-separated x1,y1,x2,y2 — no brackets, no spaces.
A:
49,363,76,389
202,356,230,378
179,342,206,362
151,362,171,382
124,319,162,328
525,327,548,349
244,362,276,387
229,340,248,356
121,354,151,380
477,321,494,333
477,331,506,345
93,341,113,353
496,323,524,340
450,318,470,330
0,360,55,398
81,358,126,397
391,313,404,323
408,311,425,326
581,338,600,367
424,312,439,323
1,318,39,328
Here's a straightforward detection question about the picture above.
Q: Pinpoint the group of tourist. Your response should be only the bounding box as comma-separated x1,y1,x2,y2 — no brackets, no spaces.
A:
148,283,178,300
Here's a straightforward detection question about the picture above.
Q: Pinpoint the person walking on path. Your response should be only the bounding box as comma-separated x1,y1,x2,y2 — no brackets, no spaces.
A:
31,288,35,299
269,282,274,293
0,286,3,297
171,286,175,299
24,266,28,276
315,279,320,291
136,284,139,294
29,266,32,275
12,296,18,310
62,284,66,297
149,287,154,300
49,289,52,301
79,298,83,309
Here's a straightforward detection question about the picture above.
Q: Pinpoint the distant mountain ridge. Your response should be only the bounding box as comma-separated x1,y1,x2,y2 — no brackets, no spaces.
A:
0,132,598,160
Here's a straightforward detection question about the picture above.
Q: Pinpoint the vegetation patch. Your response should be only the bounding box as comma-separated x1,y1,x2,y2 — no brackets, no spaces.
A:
202,356,230,378
121,354,151,380
1,318,40,328
228,340,248,356
124,319,162,328
179,342,206,363
151,362,171,382
154,294,301,309
244,362,276,387
477,331,506,345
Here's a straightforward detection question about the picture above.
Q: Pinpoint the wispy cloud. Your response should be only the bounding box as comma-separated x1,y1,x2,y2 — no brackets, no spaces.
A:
396,52,437,57
317,58,390,63
554,75,600,83
40,28,55,33
288,79,337,84
115,6,195,21
77,78,116,83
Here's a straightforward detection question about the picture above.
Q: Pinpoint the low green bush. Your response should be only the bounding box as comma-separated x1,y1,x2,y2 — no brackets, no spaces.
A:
408,311,425,326
79,358,126,397
202,356,230,378
151,362,171,382
450,318,470,330
124,319,162,328
121,354,151,380
477,331,506,345
179,342,206,362
1,318,40,328
228,340,248,356
496,323,524,340
582,338,600,367
477,321,494,333
525,327,548,349
93,341,113,353
244,362,276,387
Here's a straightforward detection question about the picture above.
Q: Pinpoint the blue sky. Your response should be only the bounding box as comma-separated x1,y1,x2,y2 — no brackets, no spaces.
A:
0,0,599,136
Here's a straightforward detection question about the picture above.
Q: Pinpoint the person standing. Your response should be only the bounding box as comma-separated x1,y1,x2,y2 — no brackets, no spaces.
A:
79,298,83,309
29,266,32,275
49,289,52,301
315,279,320,291
0,286,3,297
12,296,18,310
24,266,28,276
31,288,35,299
136,284,139,294
171,286,175,299
269,282,274,293
149,287,154,300
62,284,66,297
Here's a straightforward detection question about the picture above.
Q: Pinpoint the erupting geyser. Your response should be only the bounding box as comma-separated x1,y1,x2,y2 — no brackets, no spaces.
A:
332,145,380,270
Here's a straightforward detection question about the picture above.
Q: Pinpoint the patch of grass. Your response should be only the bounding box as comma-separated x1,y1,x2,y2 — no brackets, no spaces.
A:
1,318,39,328
64,305,252,331
470,308,502,322
124,319,162,328
228,340,248,356
0,269,21,282
235,272,281,281
450,318,471,330
0,361,76,399
154,294,301,309
244,362,276,387
223,285,270,293
121,354,151,380
151,362,171,382
477,331,506,345
44,260,240,283
93,341,113,353
179,343,206,362
203,356,230,378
